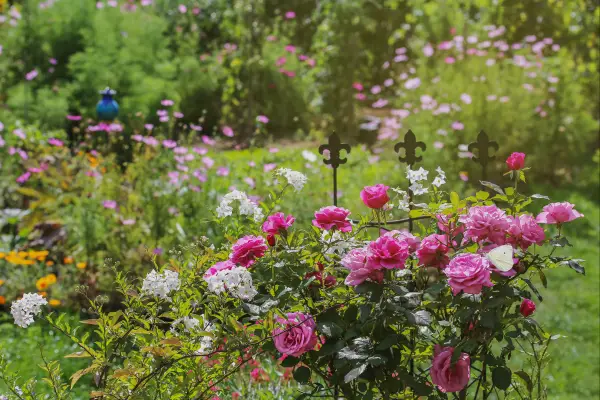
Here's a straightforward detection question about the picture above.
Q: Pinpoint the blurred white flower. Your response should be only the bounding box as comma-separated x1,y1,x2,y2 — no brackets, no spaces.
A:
11,293,47,328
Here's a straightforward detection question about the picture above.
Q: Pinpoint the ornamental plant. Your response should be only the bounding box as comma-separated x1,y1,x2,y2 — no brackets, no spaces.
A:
0,158,587,400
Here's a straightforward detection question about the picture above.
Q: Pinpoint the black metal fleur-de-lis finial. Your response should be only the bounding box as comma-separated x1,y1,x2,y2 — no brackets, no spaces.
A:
468,130,499,181
394,130,426,166
319,132,351,206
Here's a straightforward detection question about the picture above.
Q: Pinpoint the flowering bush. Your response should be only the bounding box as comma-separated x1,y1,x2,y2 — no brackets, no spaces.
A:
0,157,587,399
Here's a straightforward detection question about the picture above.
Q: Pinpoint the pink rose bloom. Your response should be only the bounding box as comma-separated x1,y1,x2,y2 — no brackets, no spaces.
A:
506,152,526,170
341,248,384,286
507,215,545,249
430,345,471,393
536,202,583,224
459,205,511,245
229,235,268,267
520,298,536,317
436,214,464,236
417,234,451,268
273,312,318,356
102,200,117,209
383,230,421,252
444,253,493,295
204,260,236,279
312,206,352,232
366,236,410,270
262,212,295,235
360,184,390,209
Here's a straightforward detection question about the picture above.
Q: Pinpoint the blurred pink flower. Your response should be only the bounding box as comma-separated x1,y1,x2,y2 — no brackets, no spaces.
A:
256,115,269,124
48,138,63,147
193,146,208,155
173,112,184,119
285,11,295,19
190,124,203,131
121,219,136,226
202,157,214,168
67,115,82,121
216,167,229,176
269,147,279,153
445,57,455,64
460,93,472,104
284,45,296,53
451,121,464,131
202,135,216,145
144,124,154,130
103,200,117,209
16,172,31,184
264,163,276,172
222,126,234,137
423,43,434,57
162,140,177,148
178,4,187,13
275,56,286,66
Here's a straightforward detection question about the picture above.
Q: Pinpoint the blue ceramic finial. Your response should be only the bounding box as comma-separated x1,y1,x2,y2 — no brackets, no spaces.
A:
96,87,119,121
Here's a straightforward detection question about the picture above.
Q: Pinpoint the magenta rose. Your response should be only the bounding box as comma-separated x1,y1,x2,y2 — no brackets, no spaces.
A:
366,236,410,270
416,234,451,268
430,345,471,393
383,230,421,252
520,298,536,317
536,202,584,224
506,152,526,170
444,253,493,295
272,312,318,357
360,184,390,209
459,205,511,245
229,235,268,267
507,215,545,249
262,212,295,235
312,206,352,232
204,260,236,278
341,248,384,286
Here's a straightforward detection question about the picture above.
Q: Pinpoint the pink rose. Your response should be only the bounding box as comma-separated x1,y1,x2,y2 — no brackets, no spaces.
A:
312,206,352,232
273,312,318,357
459,205,511,245
430,345,471,393
204,260,236,279
507,215,545,249
366,236,410,270
536,202,583,224
383,230,421,252
444,253,493,295
360,184,390,209
416,234,450,268
262,212,295,235
229,235,268,267
506,152,526,170
341,248,384,286
520,298,536,317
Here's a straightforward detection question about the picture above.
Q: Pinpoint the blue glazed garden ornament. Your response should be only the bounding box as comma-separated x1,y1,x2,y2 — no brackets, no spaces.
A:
96,87,119,121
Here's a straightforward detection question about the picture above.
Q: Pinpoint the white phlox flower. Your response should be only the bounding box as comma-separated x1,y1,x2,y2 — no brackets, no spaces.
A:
142,270,180,300
216,190,263,222
276,168,308,192
11,293,47,328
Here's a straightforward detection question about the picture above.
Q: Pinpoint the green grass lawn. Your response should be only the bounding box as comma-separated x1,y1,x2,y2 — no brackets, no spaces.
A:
0,189,597,399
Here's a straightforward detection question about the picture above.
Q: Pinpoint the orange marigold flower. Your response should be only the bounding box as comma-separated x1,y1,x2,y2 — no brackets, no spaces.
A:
46,274,57,285
36,277,50,291
64,257,74,264
76,262,87,269
0,296,5,305
46,260,55,266
49,299,61,307
38,291,48,297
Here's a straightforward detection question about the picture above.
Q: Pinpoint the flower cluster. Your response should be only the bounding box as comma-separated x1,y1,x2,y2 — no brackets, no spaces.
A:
275,168,307,192
216,190,264,222
11,293,47,328
141,269,180,300
204,264,258,300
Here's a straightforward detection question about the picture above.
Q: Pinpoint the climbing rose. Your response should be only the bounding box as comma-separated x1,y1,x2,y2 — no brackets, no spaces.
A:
536,202,583,224
506,152,526,170
272,312,318,357
507,215,545,249
229,236,268,267
312,206,352,232
262,212,295,235
430,345,471,393
416,234,451,268
360,184,390,209
204,260,236,278
341,248,383,286
383,230,421,252
459,205,511,245
366,235,410,270
520,298,536,317
444,253,493,295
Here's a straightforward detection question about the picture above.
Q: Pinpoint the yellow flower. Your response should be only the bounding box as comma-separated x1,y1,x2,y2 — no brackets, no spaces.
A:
0,252,5,259
5,254,34,265
38,291,47,298
64,257,74,264
76,262,87,269
46,260,55,266
18,251,27,258
46,274,57,285
49,299,61,307
0,279,4,286
36,277,50,291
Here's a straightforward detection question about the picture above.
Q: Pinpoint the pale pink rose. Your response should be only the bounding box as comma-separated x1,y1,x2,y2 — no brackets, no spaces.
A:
536,202,583,224
360,184,390,209
417,234,451,268
204,260,236,279
507,215,545,249
444,253,493,295
459,205,511,245
430,345,471,393
262,212,295,235
312,206,352,232
366,236,410,270
506,152,526,170
383,230,421,252
341,248,384,286
229,235,268,267
273,312,317,357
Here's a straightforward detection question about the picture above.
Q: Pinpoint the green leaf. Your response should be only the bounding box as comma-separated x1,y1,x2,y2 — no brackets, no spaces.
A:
550,237,571,248
476,191,490,200
376,334,402,350
566,259,586,275
280,356,300,368
366,355,387,366
505,187,515,196
450,192,460,206
344,364,367,383
515,370,533,393
492,366,512,390
538,270,548,288
531,194,550,200
405,310,431,326
318,322,343,338
293,366,311,383
523,278,543,302
480,181,504,195
318,340,345,357
344,305,358,323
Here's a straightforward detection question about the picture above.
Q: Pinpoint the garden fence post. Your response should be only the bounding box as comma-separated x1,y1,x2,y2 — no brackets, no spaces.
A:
394,129,426,232
468,130,499,183
319,132,351,206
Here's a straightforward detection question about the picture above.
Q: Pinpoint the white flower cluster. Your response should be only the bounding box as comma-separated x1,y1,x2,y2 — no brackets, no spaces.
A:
432,166,446,187
11,293,47,328
276,168,308,192
302,150,318,162
141,270,180,300
406,167,429,195
215,190,263,222
205,266,257,300
391,188,411,212
322,231,359,258
171,316,201,333
196,316,216,355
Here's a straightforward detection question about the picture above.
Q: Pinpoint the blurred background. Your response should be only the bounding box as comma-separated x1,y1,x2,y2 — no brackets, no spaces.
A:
0,0,598,398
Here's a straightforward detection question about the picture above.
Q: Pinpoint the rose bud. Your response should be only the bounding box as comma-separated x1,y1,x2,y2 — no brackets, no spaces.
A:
520,298,536,317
